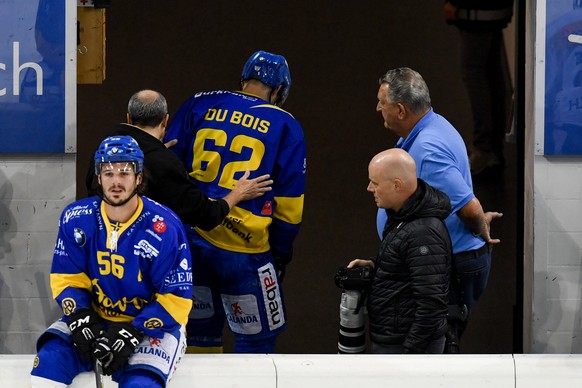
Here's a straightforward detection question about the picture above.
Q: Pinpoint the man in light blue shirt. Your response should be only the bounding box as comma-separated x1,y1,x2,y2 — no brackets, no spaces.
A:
375,67,502,353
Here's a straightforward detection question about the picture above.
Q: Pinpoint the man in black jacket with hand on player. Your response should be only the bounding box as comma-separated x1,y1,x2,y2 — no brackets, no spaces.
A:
86,89,272,230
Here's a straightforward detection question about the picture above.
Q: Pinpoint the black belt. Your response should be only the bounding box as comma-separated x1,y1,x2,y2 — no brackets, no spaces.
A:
454,244,489,261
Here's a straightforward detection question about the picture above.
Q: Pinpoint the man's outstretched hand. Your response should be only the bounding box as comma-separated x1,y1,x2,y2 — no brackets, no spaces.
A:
224,170,273,209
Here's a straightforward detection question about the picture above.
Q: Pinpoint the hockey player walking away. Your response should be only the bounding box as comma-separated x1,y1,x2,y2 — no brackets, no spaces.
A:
165,50,306,353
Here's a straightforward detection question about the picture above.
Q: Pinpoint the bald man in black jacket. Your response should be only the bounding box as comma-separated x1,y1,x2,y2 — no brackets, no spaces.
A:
347,148,452,354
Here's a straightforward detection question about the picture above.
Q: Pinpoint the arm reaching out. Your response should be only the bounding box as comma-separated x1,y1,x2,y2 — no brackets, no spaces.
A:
222,169,273,209
457,197,503,244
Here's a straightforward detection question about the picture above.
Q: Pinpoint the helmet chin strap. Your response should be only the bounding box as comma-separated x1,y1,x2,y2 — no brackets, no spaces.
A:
102,189,139,207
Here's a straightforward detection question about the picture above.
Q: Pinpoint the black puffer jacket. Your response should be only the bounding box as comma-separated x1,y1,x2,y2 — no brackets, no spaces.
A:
368,179,452,353
86,124,229,230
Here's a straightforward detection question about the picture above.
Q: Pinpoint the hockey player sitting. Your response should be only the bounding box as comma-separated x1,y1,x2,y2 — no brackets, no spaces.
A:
31,135,192,388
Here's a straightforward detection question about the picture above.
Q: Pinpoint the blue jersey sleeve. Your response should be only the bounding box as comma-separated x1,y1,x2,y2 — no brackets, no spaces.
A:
50,208,94,316
269,121,306,253
165,97,195,164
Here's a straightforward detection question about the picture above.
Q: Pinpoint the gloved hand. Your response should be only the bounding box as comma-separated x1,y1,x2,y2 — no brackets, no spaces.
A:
66,309,104,361
272,248,293,281
92,322,144,375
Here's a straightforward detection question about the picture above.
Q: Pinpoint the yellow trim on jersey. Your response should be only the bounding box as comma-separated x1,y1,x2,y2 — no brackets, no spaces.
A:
156,293,193,325
195,206,271,253
100,198,144,250
274,195,304,224
50,272,92,299
251,104,290,113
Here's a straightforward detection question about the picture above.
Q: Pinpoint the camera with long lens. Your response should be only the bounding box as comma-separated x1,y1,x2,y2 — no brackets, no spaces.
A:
334,266,374,354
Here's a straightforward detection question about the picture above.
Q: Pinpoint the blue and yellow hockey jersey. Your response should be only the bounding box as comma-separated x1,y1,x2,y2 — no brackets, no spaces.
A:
50,196,192,338
165,90,306,254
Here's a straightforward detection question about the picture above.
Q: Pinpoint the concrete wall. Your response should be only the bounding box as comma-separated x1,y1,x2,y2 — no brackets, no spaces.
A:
0,156,75,353
527,0,582,353
531,158,582,352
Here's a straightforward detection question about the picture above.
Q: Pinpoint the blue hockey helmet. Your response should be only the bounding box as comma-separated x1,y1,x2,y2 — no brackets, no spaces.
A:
241,50,291,106
94,135,144,175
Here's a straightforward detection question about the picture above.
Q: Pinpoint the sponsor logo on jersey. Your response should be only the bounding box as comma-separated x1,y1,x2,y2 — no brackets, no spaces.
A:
258,263,284,331
152,215,166,234
134,239,160,260
134,343,171,364
222,293,261,335
63,205,92,224
97,209,104,231
144,318,164,329
164,267,192,288
192,300,213,311
195,90,230,98
221,216,253,243
93,279,149,315
126,210,151,238
74,228,86,246
260,201,272,215
145,229,162,242
54,238,67,256
179,258,189,270
191,286,214,319
61,298,76,316
154,221,166,233
227,302,259,325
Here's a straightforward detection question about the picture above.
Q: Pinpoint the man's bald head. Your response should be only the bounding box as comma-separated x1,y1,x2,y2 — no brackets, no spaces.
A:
367,148,418,211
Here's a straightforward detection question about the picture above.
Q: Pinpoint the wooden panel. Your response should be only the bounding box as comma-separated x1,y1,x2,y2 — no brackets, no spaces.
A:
77,7,105,84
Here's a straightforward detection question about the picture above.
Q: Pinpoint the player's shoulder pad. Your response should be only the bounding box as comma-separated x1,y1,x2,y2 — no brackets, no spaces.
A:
250,103,296,119
141,196,184,227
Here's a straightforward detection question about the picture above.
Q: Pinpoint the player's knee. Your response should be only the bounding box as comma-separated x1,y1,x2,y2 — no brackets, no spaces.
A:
118,368,164,388
31,336,84,385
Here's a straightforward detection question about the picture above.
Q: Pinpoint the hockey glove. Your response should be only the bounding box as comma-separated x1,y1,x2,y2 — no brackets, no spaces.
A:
93,322,144,375
272,248,293,281
66,309,104,361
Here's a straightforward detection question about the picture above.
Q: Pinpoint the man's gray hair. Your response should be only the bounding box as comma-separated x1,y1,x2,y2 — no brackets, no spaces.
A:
128,90,168,127
378,67,431,114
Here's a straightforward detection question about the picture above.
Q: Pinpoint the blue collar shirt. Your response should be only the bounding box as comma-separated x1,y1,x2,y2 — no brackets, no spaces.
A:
376,108,485,254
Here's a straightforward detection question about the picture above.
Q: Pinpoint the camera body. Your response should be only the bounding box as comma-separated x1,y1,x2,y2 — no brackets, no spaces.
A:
335,265,374,354
334,266,374,291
